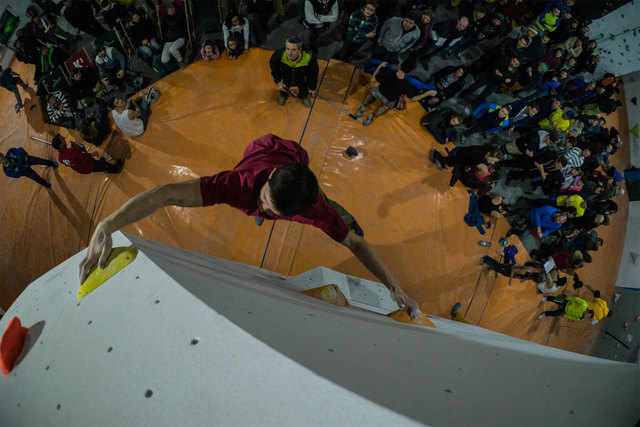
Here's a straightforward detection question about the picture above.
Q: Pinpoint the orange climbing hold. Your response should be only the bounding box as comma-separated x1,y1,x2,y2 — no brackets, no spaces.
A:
302,284,351,307
0,317,29,375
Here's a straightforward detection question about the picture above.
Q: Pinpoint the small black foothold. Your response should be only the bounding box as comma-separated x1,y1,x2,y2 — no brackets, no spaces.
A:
191,338,200,346
445,389,453,393
145,389,153,398
328,348,334,352
107,346,113,353
135,276,140,279
154,299,161,304
56,404,61,410
345,146,358,157
88,320,92,325
76,303,80,307
46,366,50,370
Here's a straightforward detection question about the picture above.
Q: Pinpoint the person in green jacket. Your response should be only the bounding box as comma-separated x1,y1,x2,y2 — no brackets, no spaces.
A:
538,294,593,321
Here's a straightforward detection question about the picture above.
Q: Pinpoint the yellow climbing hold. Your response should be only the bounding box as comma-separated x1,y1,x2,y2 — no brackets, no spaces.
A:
77,247,138,299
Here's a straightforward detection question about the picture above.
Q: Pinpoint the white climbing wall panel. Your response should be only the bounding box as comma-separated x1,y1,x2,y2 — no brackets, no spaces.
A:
0,232,638,426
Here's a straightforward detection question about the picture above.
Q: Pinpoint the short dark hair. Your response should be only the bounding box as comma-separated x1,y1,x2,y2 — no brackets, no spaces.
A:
364,0,378,9
286,36,303,49
269,163,319,216
51,133,63,150
224,11,244,28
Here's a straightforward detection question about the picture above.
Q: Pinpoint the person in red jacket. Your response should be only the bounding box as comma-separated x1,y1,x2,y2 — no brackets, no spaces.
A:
51,134,123,174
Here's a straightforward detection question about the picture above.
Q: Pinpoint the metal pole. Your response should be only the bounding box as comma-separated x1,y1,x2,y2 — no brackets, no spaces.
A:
30,136,53,146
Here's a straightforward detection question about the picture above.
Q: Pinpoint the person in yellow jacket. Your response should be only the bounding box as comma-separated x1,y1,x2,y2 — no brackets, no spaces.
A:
539,289,610,323
539,108,571,132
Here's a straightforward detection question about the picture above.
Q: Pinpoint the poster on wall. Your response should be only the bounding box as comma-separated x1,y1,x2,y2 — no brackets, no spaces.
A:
589,0,640,77
0,9,19,45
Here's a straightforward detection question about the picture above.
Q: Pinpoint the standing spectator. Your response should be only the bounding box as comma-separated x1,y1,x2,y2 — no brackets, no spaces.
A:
248,0,273,44
80,102,110,146
452,13,506,59
1,147,57,188
223,12,250,55
0,65,29,112
539,295,597,321
302,0,339,49
128,10,162,65
372,14,420,64
161,1,187,68
269,36,319,107
535,7,561,34
419,15,469,66
422,65,466,110
504,99,540,135
461,56,520,108
507,204,568,238
51,134,123,174
334,1,379,62
409,9,435,55
421,109,463,144
459,103,512,143
95,44,128,91
101,0,128,29
62,0,106,38
13,37,41,66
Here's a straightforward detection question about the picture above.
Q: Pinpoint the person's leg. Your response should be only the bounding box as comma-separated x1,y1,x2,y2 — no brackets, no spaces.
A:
169,38,185,62
22,167,50,187
460,74,487,98
161,42,173,63
138,98,149,130
14,77,28,90
149,37,163,54
334,40,359,61
543,308,565,317
10,87,23,106
480,255,512,277
25,155,56,167
138,45,153,64
92,157,122,173
451,302,470,323
471,82,498,107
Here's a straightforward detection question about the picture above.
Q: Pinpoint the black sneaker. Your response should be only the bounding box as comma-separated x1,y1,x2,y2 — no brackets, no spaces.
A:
351,221,365,238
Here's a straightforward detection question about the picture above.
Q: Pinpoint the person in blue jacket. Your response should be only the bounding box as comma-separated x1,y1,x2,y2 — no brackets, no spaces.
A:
506,205,568,238
1,147,58,188
460,103,511,143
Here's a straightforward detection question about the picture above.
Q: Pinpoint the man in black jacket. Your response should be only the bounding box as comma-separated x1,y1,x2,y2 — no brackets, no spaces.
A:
128,10,162,64
269,36,319,107
461,56,520,108
421,65,466,110
63,0,106,38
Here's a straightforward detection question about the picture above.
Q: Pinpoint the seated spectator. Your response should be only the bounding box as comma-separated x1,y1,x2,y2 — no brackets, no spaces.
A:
563,79,595,104
223,12,250,56
480,255,565,293
460,103,512,143
354,59,434,126
564,146,590,168
111,91,151,137
530,194,587,217
128,9,162,65
419,15,469,66
334,1,379,62
421,109,463,144
505,151,568,194
70,67,101,105
373,13,421,64
80,102,110,146
429,144,501,172
302,0,339,48
513,62,547,95
226,37,244,59
200,40,221,61
556,36,582,59
422,65,466,111
101,0,128,29
523,31,551,63
269,36,318,107
51,133,123,175
62,0,106,38
34,45,67,87
46,91,75,126
161,1,187,68
95,44,128,91
1,146,57,188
